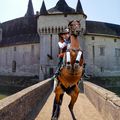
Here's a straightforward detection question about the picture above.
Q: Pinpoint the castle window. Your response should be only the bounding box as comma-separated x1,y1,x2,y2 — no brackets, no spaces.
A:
58,27,60,33
64,14,67,17
115,48,120,57
49,68,54,77
12,60,16,72
91,36,95,40
114,39,117,42
14,47,16,51
99,46,105,56
45,27,47,33
31,45,34,51
42,28,44,33
100,67,104,72
48,27,50,33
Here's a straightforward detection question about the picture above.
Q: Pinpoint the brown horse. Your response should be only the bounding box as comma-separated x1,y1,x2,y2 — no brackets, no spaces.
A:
51,20,84,120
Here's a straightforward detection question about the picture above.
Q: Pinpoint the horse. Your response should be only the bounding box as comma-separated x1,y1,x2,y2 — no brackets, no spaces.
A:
51,20,84,120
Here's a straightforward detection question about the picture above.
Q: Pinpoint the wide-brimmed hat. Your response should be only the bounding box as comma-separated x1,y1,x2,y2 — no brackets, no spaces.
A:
58,28,69,35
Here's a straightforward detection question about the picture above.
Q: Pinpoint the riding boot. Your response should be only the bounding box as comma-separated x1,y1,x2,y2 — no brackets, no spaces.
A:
54,58,63,77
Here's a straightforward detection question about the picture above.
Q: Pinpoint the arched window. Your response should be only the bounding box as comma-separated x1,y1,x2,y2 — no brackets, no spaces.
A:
42,28,44,33
58,27,60,33
45,27,47,33
14,47,16,51
12,60,16,72
48,27,50,33
61,26,64,32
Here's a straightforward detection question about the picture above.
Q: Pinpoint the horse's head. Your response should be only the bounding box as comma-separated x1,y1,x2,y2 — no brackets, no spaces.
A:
68,20,81,36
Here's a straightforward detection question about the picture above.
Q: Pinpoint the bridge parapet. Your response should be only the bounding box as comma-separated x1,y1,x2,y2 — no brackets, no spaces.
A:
0,79,53,120
84,81,120,120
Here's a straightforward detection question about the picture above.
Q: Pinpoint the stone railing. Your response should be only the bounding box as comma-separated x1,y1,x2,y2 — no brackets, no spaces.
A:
84,81,120,120
0,78,53,120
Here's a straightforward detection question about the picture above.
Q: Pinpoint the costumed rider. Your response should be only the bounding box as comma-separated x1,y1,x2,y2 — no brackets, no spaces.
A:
54,28,70,77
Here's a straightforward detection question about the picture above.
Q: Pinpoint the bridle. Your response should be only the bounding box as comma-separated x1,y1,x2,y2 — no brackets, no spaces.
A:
68,20,81,36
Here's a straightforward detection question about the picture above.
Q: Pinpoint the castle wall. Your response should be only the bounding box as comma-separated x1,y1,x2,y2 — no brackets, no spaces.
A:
37,14,86,34
38,13,120,78
38,14,86,80
0,43,40,76
84,35,120,76
39,34,59,80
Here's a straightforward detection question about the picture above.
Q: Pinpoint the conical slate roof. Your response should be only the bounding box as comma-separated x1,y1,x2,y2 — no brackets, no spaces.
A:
40,1,48,15
76,0,84,14
48,0,75,14
25,0,34,17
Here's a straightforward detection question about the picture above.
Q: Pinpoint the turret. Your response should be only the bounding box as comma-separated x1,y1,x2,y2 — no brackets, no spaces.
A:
48,0,75,14
40,0,48,15
76,0,87,34
76,0,84,14
25,0,34,17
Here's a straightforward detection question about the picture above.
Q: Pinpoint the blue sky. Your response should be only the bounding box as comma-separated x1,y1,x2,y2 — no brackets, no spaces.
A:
0,0,120,25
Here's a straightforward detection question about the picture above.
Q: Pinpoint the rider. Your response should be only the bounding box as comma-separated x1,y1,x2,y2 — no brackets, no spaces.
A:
54,28,70,76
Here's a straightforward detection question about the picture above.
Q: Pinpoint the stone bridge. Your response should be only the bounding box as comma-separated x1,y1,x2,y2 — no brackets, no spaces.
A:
0,79,120,120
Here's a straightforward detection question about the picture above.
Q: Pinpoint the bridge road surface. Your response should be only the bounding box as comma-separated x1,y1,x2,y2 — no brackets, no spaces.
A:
35,92,103,120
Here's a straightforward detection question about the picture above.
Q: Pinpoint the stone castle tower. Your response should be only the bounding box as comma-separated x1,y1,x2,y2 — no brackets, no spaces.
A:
37,0,87,79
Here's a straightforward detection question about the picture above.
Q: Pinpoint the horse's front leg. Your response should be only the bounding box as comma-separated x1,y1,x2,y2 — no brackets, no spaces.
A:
68,85,79,120
51,84,64,120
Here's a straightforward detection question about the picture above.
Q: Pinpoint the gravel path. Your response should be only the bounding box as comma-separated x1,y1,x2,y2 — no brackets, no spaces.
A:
35,92,103,120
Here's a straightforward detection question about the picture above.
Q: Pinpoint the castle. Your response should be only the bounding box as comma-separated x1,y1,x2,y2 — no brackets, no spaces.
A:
0,0,120,80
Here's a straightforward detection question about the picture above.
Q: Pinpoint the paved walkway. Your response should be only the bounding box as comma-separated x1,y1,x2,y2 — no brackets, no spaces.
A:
35,92,103,120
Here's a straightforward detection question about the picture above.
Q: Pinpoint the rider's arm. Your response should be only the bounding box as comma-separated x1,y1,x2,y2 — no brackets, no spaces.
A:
58,41,67,49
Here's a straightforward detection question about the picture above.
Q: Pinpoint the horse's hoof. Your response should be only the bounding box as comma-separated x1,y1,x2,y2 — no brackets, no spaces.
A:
74,63,80,69
51,117,58,120
66,63,72,69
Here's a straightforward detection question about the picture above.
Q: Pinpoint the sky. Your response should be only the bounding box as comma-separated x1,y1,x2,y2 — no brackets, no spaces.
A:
0,0,120,25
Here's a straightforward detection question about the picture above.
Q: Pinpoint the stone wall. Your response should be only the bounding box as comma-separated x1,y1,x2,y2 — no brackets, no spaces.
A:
0,43,40,76
37,14,86,35
84,81,120,120
84,35,120,76
0,79,53,120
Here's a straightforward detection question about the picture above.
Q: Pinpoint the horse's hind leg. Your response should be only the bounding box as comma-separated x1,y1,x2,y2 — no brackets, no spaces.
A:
68,85,79,120
51,97,60,120
51,85,64,120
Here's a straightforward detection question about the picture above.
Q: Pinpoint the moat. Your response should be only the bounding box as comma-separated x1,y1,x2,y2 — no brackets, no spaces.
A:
0,85,24,100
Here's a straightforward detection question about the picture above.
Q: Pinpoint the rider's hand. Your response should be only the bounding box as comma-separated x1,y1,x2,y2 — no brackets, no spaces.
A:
65,40,70,44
